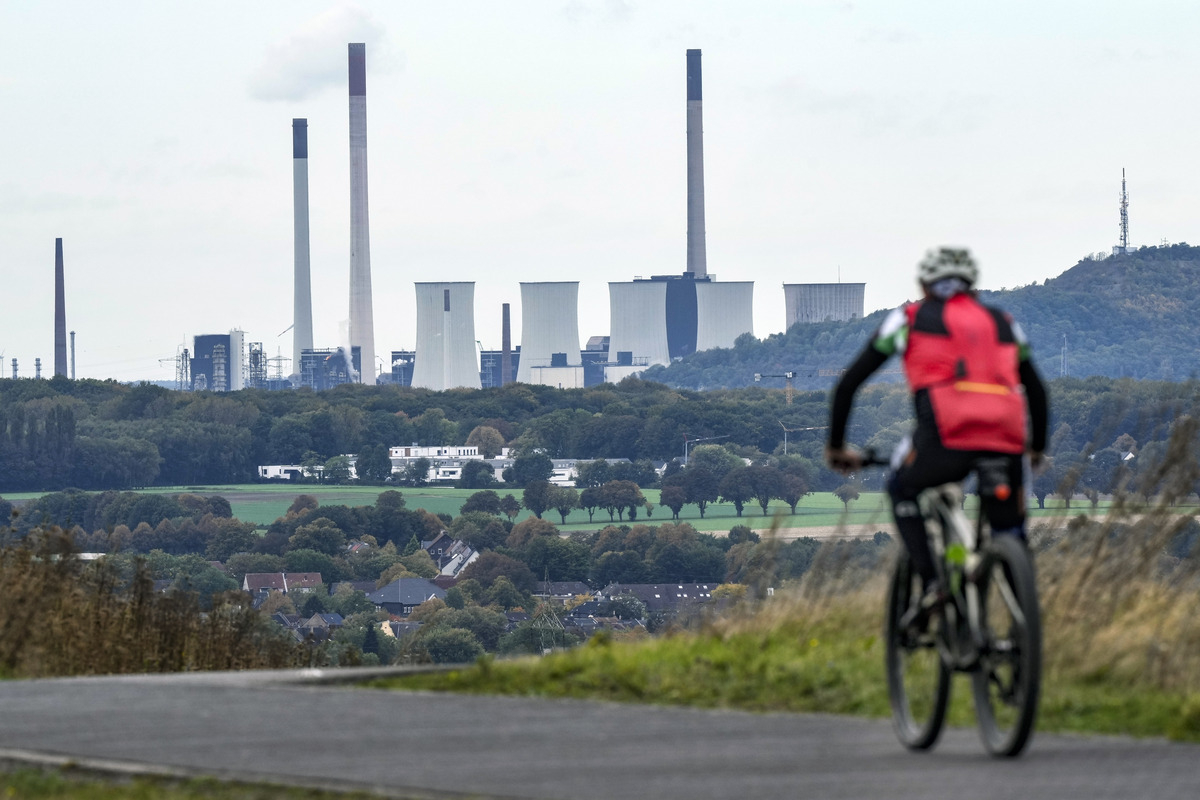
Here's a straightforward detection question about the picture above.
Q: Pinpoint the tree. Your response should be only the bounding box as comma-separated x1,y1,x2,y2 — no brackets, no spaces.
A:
686,445,742,483
457,460,498,489
465,425,505,458
834,483,860,510
660,482,686,520
549,486,579,525
600,480,644,522
522,480,554,519
507,451,554,487
573,459,611,488
355,445,393,484
682,466,721,518
779,473,809,514
402,457,431,487
289,518,347,556
323,456,352,485
506,517,559,549
461,490,502,516
746,465,784,515
420,627,484,664
499,494,522,522
719,467,755,517
460,551,537,593
485,576,526,610
605,593,647,621
579,486,603,523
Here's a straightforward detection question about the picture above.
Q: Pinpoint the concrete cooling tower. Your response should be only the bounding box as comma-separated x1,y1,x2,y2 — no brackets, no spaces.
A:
695,281,753,351
411,283,481,390
784,283,865,326
607,281,670,382
516,282,583,388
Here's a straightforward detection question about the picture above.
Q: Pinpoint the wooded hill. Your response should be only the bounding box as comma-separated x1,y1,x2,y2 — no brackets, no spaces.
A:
641,243,1200,390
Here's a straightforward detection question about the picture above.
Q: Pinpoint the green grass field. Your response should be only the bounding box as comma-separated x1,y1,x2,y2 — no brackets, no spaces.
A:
5,483,1165,534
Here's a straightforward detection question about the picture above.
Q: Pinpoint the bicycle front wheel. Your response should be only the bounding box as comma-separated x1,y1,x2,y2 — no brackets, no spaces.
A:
885,553,951,750
971,534,1042,757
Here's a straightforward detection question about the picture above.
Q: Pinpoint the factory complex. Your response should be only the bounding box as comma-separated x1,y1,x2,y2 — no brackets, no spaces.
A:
24,47,863,390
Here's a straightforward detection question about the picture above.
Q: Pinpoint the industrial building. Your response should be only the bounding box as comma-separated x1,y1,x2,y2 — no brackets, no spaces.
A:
783,283,866,326
411,282,482,391
516,282,584,388
191,331,245,392
299,346,359,391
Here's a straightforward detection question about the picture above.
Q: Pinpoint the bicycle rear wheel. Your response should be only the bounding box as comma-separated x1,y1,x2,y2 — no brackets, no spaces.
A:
885,553,951,750
971,534,1042,757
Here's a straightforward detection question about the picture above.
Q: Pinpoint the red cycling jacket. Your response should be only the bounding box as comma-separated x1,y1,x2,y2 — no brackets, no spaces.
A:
903,294,1026,454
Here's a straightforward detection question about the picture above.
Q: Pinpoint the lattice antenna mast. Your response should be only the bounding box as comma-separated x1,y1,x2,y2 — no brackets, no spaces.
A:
1119,168,1129,253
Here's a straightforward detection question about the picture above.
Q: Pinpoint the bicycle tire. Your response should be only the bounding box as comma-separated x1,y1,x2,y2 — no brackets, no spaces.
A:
885,553,951,750
970,534,1042,757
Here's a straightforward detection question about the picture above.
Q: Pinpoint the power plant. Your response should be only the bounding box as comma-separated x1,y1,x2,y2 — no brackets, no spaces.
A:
15,45,868,391
411,283,482,391
783,283,865,326
347,43,376,384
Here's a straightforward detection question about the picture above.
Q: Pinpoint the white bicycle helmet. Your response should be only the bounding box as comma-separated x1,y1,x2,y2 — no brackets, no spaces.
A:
918,247,978,286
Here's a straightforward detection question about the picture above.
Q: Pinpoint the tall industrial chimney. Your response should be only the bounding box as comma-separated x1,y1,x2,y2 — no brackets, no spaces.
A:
348,43,376,384
501,303,512,386
685,49,707,279
54,238,67,376
292,119,314,372
70,331,76,380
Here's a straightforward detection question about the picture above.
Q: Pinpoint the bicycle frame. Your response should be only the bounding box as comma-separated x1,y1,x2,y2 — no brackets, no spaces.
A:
918,483,987,671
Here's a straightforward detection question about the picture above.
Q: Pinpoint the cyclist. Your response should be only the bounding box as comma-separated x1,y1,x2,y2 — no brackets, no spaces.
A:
825,247,1048,619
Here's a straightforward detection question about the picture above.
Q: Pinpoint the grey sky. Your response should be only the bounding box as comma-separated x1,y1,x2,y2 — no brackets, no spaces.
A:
1,1,1196,381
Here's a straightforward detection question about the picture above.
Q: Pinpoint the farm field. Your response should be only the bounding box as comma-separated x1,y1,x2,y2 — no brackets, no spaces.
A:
5,483,1155,536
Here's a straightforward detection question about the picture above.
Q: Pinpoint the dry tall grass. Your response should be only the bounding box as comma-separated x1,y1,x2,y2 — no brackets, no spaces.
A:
0,528,307,678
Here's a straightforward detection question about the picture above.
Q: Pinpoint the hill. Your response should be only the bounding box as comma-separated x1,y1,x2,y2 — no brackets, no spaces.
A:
641,243,1200,390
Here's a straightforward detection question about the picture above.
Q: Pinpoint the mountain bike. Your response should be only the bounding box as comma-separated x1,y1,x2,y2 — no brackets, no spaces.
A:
862,450,1042,757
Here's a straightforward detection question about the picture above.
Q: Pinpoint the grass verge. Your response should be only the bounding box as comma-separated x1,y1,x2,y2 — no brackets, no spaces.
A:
370,532,1200,743
0,769,392,799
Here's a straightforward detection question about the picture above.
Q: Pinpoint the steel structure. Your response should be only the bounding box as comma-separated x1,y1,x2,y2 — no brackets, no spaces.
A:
348,43,376,383
1118,168,1130,255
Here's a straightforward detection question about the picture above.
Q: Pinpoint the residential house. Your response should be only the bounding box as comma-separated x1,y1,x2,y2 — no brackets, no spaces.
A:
243,572,323,595
366,577,447,617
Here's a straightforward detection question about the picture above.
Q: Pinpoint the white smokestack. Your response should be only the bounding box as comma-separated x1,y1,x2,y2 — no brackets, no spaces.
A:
686,49,707,279
348,43,376,384
292,119,314,370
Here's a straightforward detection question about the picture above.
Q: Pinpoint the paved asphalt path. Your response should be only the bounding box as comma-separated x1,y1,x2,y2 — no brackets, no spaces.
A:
0,668,1195,799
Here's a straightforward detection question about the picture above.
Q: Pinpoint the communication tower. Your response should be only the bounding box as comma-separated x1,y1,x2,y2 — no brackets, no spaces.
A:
1118,168,1129,255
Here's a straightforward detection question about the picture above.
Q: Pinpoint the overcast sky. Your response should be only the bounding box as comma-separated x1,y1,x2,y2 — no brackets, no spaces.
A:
3,1,1197,382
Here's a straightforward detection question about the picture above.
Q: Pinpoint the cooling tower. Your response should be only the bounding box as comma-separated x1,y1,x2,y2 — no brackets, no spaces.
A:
695,281,753,352
411,282,481,390
53,238,67,376
292,119,314,369
608,281,670,378
784,283,865,326
686,49,707,279
348,43,376,384
516,282,583,387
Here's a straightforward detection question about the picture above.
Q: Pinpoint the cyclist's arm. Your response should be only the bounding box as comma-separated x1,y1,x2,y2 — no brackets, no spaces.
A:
1019,359,1047,453
828,341,890,449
